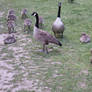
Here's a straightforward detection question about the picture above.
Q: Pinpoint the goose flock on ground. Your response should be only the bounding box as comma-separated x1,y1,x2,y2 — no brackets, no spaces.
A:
3,1,91,54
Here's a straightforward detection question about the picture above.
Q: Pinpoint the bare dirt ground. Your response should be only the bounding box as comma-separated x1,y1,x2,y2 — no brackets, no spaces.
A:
0,26,53,92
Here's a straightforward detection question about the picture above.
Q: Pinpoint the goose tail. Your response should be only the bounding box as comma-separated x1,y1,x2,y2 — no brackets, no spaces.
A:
50,37,62,46
57,40,62,46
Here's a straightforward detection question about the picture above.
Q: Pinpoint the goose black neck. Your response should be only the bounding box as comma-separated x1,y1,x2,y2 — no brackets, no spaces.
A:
35,14,39,28
57,6,61,17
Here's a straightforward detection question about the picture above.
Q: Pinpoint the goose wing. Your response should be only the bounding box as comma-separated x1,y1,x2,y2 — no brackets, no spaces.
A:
39,30,62,46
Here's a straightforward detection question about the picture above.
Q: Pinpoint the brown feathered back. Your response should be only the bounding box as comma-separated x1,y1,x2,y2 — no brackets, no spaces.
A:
34,28,62,46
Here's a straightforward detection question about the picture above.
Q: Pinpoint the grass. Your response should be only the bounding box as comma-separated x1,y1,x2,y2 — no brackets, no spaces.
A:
0,0,92,92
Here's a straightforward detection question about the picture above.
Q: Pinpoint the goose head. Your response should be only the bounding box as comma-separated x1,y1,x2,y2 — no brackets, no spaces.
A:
31,12,39,28
31,12,38,17
58,2,61,7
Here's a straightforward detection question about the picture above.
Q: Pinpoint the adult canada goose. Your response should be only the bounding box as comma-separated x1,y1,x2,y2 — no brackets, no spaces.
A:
52,2,64,38
31,12,62,54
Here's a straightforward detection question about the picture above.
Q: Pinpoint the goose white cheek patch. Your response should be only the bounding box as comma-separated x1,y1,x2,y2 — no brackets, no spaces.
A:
33,13,36,16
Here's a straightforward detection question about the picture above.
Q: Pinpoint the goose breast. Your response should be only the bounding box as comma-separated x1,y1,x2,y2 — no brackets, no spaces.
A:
52,18,64,32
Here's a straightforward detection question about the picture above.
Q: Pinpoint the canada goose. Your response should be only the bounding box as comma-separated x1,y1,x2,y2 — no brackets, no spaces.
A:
7,9,16,22
80,33,91,43
52,2,64,38
4,34,16,44
21,8,28,19
24,18,32,33
31,12,62,54
8,9,15,15
7,20,16,34
7,14,16,22
39,16,44,29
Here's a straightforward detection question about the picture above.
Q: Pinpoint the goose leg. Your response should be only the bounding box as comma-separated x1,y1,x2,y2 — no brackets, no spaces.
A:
43,44,48,54
45,46,48,54
62,32,63,38
43,44,45,52
54,32,56,37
